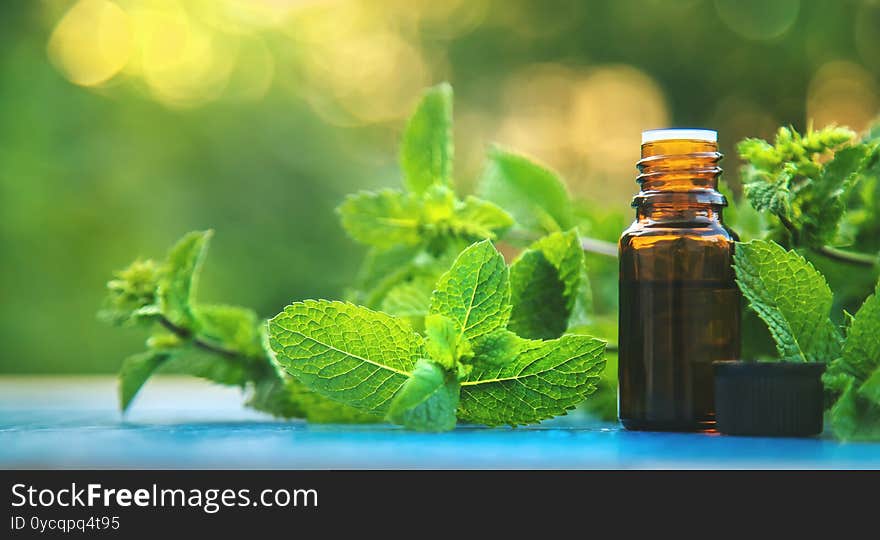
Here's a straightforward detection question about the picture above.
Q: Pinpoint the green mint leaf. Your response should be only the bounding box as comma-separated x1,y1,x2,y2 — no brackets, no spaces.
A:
158,230,212,328
859,368,880,407
245,376,307,419
737,138,780,171
429,240,511,342
800,145,870,245
508,230,592,339
100,259,161,326
337,189,422,249
247,376,381,423
380,278,434,319
421,186,513,242
837,283,880,381
268,300,425,414
458,335,606,426
798,125,855,154
161,353,253,387
743,172,791,216
255,323,382,422
478,147,573,235
509,250,566,339
578,350,618,421
467,329,526,367
388,359,459,432
828,377,880,441
119,350,172,412
424,313,472,370
734,240,842,362
400,82,453,194
830,279,880,440
449,196,514,240
350,245,423,308
194,304,263,359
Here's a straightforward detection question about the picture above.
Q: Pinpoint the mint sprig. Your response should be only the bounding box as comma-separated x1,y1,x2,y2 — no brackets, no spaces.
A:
100,230,370,422
101,82,609,431
737,125,880,267
268,240,606,432
735,239,880,440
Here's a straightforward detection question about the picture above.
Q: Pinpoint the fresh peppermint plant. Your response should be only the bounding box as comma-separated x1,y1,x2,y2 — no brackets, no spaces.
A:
734,239,880,440
733,122,880,440
101,83,609,429
268,239,606,431
737,125,880,267
100,230,377,422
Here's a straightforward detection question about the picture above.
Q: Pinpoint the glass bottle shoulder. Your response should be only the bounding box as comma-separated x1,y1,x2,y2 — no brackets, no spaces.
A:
619,218,738,249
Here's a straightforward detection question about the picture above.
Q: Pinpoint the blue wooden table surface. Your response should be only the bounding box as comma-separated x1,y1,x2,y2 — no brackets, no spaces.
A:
1,377,878,469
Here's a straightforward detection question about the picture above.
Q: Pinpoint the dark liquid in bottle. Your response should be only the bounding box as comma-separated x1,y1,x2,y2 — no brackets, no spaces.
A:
618,278,740,431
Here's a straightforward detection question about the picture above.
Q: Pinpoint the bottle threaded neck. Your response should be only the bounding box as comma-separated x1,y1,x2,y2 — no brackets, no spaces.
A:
633,131,725,209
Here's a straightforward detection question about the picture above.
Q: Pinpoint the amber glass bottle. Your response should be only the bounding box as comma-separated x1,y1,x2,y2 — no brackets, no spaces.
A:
618,129,740,431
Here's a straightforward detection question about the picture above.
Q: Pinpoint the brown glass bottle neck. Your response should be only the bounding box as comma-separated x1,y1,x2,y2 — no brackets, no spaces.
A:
633,139,726,222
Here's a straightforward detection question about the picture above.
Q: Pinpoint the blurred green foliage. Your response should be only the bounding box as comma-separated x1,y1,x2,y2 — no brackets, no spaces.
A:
2,0,880,373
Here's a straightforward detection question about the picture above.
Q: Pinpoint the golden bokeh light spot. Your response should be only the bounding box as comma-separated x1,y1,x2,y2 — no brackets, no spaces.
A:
303,31,429,124
498,64,580,169
570,65,669,182
714,0,800,41
498,63,668,203
47,0,132,87
224,36,275,102
807,61,878,133
711,96,777,154
132,5,238,108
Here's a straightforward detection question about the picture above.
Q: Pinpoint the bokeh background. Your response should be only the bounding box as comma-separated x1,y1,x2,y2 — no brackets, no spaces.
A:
3,0,879,373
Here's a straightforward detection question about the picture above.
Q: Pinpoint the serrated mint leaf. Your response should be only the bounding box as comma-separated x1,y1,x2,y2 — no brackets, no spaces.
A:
734,240,842,362
424,313,471,370
478,147,573,235
338,189,422,249
743,172,791,216
119,350,172,412
380,278,434,319
859,368,880,407
268,300,425,414
449,196,514,240
800,145,870,245
828,377,880,441
247,376,381,423
161,352,253,387
388,359,459,432
458,335,606,426
824,283,880,440
468,329,526,367
509,230,591,339
429,240,511,342
737,138,779,171
400,83,453,194
245,376,307,419
194,304,263,358
508,250,567,339
422,184,456,223
100,259,161,326
578,350,619,421
158,230,212,328
421,186,513,242
837,283,880,382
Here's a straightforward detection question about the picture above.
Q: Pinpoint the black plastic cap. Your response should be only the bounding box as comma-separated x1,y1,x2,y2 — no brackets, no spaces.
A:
714,361,826,437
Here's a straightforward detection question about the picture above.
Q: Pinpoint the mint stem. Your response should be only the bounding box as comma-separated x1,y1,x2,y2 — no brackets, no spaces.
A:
579,237,618,258
814,245,878,267
778,214,876,268
158,316,253,362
